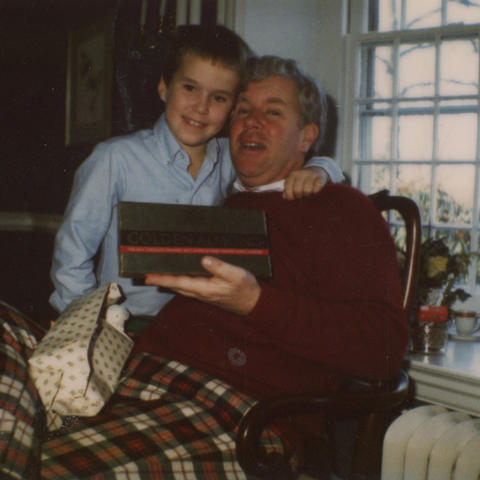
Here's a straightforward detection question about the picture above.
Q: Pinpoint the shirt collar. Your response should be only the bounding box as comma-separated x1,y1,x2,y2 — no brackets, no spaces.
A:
206,137,221,164
233,179,285,193
153,114,180,164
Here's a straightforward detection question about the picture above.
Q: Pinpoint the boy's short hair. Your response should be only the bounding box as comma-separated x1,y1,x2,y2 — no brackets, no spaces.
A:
163,25,253,85
243,55,327,156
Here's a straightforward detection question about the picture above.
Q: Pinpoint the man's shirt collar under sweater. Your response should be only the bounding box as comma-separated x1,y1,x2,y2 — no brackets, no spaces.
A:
233,179,285,193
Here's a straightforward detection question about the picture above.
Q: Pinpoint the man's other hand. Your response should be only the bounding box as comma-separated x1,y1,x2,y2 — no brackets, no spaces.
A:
283,166,329,200
145,256,261,315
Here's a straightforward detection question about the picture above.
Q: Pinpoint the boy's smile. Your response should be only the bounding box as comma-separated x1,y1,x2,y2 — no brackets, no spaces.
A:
158,52,239,167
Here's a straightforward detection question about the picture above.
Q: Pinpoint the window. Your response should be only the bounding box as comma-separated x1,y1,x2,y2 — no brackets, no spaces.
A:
344,0,480,292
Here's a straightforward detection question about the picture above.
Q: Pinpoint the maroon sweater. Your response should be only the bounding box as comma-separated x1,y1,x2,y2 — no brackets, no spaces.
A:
135,184,407,399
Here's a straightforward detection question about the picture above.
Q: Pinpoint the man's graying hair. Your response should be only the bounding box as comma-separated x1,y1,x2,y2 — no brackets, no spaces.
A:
244,55,327,156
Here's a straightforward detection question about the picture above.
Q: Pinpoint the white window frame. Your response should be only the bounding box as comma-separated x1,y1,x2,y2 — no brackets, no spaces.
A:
341,0,480,296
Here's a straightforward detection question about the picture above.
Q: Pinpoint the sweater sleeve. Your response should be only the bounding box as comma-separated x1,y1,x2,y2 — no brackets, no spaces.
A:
241,190,407,381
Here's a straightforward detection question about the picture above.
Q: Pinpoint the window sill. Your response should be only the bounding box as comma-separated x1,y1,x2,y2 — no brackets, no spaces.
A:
406,337,480,417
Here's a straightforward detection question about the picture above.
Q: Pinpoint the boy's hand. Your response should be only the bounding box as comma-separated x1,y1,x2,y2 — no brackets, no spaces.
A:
145,256,261,315
283,166,329,200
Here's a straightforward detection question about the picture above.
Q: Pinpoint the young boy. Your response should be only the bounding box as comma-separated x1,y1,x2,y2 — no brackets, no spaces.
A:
50,25,343,317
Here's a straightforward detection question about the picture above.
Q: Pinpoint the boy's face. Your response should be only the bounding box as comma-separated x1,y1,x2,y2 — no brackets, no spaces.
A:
158,52,239,158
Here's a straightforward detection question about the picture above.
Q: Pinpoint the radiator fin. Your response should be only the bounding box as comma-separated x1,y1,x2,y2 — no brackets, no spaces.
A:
381,405,480,480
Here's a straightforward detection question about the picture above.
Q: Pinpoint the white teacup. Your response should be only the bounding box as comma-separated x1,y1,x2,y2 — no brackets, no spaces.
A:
454,311,480,336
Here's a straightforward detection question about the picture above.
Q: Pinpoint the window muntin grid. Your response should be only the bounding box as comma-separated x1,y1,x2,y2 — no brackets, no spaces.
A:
351,2,480,290
373,0,480,32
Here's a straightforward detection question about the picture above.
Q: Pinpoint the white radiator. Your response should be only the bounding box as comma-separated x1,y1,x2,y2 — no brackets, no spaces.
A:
381,405,480,480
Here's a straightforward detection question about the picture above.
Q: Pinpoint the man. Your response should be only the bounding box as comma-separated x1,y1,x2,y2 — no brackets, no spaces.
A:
135,55,408,398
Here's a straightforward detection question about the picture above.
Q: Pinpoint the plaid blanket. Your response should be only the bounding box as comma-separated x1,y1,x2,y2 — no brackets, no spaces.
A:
0,301,45,480
0,300,284,479
41,353,284,479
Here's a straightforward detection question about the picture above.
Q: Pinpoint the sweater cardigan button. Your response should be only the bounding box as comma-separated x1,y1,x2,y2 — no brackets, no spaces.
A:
227,347,247,367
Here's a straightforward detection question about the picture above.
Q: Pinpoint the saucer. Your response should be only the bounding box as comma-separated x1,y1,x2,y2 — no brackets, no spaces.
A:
448,331,480,341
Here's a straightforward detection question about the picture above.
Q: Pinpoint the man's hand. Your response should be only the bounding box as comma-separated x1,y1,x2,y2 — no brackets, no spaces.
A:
145,256,261,315
283,166,329,200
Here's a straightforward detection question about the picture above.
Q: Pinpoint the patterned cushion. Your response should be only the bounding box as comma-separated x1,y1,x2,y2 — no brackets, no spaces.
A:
0,301,45,480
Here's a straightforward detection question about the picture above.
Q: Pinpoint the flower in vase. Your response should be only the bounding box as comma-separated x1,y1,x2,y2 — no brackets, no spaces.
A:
417,237,472,309
426,256,448,278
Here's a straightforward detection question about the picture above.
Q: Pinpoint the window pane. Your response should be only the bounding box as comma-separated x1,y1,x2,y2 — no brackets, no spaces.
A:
356,164,390,193
391,225,406,250
361,45,393,98
376,1,399,32
398,114,433,160
436,164,475,225
405,0,441,30
447,0,480,25
359,105,392,160
371,164,390,192
371,114,392,159
437,110,478,161
395,164,432,222
398,42,435,97
373,0,480,31
440,38,479,96
433,228,470,254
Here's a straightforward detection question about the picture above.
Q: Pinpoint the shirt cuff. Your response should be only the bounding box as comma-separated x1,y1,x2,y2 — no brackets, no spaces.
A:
305,156,345,183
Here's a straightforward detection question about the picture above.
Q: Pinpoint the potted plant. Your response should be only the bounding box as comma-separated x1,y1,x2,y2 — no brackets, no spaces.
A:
410,236,472,353
417,237,471,310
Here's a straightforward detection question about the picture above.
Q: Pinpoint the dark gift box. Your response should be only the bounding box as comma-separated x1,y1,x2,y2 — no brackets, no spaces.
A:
118,202,272,278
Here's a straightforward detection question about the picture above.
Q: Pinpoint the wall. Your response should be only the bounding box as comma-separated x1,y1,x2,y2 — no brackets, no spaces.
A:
233,0,345,102
233,0,346,160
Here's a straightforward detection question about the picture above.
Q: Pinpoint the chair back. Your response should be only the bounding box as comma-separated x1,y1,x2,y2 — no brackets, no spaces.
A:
368,190,421,319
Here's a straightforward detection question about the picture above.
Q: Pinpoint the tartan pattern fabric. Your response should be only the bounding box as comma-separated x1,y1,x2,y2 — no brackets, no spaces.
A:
0,302,285,479
41,353,284,479
0,301,45,480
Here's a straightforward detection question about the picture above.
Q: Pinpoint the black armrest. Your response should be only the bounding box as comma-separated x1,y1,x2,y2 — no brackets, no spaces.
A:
236,370,409,477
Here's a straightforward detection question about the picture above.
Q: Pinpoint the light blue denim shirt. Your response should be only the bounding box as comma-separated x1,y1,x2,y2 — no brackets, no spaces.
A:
50,114,344,316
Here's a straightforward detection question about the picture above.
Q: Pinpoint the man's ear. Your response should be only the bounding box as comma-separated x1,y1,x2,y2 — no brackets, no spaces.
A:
300,123,319,153
157,78,168,102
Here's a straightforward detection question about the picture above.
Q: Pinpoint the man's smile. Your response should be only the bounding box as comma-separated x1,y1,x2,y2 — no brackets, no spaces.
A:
241,142,266,151
238,133,267,151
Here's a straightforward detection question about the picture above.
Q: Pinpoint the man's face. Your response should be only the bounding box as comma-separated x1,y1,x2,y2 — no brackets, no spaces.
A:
229,75,318,188
158,52,239,158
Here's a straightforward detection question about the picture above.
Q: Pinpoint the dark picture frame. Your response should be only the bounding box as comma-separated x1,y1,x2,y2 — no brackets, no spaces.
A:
65,16,113,146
